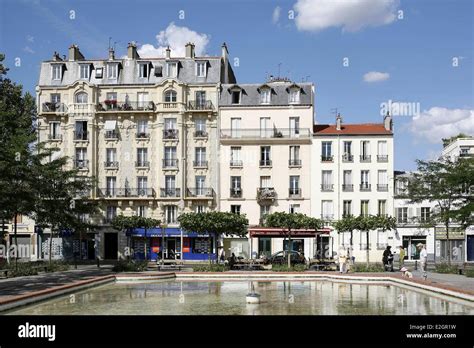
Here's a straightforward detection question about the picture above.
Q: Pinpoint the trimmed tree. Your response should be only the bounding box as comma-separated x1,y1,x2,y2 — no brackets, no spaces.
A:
178,212,248,265
263,212,323,268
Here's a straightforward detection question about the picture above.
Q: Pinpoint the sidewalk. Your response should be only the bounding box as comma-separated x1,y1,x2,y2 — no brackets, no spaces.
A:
410,270,474,292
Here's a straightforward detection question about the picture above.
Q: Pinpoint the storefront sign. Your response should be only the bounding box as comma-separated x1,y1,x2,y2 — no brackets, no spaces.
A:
435,227,465,240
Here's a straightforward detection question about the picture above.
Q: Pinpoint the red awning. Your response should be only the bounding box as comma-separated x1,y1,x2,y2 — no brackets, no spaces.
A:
249,227,332,238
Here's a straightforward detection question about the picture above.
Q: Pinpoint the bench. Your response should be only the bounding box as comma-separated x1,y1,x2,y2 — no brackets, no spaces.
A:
157,262,185,271
232,263,263,271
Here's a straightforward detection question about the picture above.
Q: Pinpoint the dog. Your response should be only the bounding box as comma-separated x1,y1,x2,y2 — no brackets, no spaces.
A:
400,267,413,278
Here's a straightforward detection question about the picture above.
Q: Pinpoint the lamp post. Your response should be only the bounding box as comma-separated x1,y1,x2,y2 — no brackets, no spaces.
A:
161,224,166,267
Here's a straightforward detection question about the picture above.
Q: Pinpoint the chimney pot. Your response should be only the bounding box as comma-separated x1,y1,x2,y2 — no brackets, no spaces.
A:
336,113,342,131
185,42,195,58
165,46,171,59
384,111,393,131
68,44,84,61
127,42,139,59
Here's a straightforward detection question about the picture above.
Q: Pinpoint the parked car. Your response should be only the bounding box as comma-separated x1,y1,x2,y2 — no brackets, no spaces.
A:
263,250,306,265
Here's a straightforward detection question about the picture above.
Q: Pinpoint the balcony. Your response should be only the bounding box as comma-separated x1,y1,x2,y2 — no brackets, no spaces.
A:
230,160,243,167
69,104,94,114
97,188,155,198
259,159,272,167
74,159,89,169
41,102,68,114
194,130,208,138
136,131,150,139
187,188,214,198
360,183,371,192
135,161,150,168
163,129,179,140
73,131,89,141
105,130,119,140
342,154,354,162
188,100,214,111
220,128,311,144
160,188,181,198
377,155,388,162
163,159,179,169
342,184,354,192
96,101,155,112
230,188,242,198
104,161,119,169
321,155,333,162
377,184,389,192
360,155,371,163
257,187,277,203
48,134,62,141
289,159,302,167
321,184,334,192
193,160,208,168
289,188,301,198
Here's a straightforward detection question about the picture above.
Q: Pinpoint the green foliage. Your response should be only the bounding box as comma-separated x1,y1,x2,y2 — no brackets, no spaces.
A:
434,263,459,274
178,211,248,237
263,212,323,230
270,264,307,272
192,264,229,272
45,260,70,272
112,259,148,272
3,260,70,277
333,215,397,234
111,215,161,232
352,263,385,272
465,269,474,278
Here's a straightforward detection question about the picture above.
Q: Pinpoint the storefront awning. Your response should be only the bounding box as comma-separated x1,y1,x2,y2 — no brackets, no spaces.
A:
104,120,117,130
129,227,212,238
249,227,331,238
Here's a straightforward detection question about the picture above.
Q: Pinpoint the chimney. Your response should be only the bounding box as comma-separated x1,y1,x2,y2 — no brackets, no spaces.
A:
185,42,195,58
127,42,139,59
165,46,171,59
221,42,228,62
384,111,393,131
221,42,229,83
52,51,62,61
336,113,342,131
108,47,115,60
68,44,84,61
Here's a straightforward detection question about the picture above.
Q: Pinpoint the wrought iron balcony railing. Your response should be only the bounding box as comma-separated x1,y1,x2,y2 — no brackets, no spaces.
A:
230,188,242,198
342,154,354,162
160,188,181,198
289,188,301,198
193,160,208,168
96,101,155,112
97,188,155,198
259,159,272,167
163,129,179,140
377,155,388,162
188,100,214,111
73,131,89,141
360,155,371,162
136,131,150,139
321,184,334,192
135,161,150,168
230,160,243,167
194,130,208,138
41,102,68,113
163,159,178,168
257,187,277,201
289,159,302,166
220,128,311,140
104,161,119,168
360,183,371,191
187,188,214,198
48,134,62,141
342,184,354,192
105,130,119,139
321,155,333,162
377,184,389,192
74,159,89,169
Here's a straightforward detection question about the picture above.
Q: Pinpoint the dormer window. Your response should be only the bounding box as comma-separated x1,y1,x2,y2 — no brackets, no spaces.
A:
289,88,300,104
260,88,271,104
139,63,149,78
196,61,206,77
107,63,118,79
232,91,241,104
166,62,178,78
79,64,90,79
52,64,62,80
95,67,103,78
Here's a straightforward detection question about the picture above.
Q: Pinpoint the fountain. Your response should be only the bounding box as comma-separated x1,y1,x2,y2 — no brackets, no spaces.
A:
245,281,261,304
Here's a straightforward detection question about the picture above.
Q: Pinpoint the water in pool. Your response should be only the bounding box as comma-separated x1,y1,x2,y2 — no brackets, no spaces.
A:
7,280,474,315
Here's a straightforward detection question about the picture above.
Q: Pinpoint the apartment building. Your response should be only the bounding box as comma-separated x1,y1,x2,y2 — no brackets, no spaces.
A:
311,114,394,263
441,136,474,162
36,42,236,261
219,78,315,258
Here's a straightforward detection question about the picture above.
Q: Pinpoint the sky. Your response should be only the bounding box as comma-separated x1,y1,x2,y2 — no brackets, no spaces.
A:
0,0,472,171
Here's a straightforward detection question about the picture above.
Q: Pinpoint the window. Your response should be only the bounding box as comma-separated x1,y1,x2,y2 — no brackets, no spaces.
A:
378,200,387,216
260,117,271,138
397,207,408,223
343,200,352,217
195,91,206,108
137,206,147,218
231,118,241,138
231,176,241,197
361,170,370,190
230,147,242,166
164,90,177,103
74,121,88,140
139,63,148,78
195,118,206,137
378,141,388,161
260,176,271,188
260,88,270,104
165,206,177,224
164,146,177,167
361,141,370,161
195,205,206,214
196,61,206,77
79,64,89,79
106,148,116,165
377,230,387,249
106,92,117,101
165,175,176,191
106,176,116,195
260,205,270,219
322,171,333,191
289,146,300,166
107,63,118,79
137,119,148,136
378,170,388,191
106,206,117,221
137,92,148,109
343,170,352,191
289,204,300,214
321,200,334,220
321,141,332,161
137,176,148,191
164,118,176,130
343,141,353,161
166,62,178,78
49,122,61,140
95,67,103,78
231,90,241,104
259,238,272,257
52,64,62,80
231,205,241,214
289,117,300,137
75,92,88,104
195,147,206,166
420,207,431,223
137,148,148,166
75,147,87,167
360,231,369,250
195,176,205,195
289,88,300,103
360,200,369,217
260,146,271,166
289,176,300,195
51,93,61,103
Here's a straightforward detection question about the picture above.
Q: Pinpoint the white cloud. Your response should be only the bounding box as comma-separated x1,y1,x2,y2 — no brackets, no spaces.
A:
272,6,281,24
294,0,399,32
26,35,34,43
363,71,390,82
409,107,474,144
23,46,35,54
137,22,210,58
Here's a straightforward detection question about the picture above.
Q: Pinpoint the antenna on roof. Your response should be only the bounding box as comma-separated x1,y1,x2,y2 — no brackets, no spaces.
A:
278,62,282,78
108,37,112,50
331,108,339,117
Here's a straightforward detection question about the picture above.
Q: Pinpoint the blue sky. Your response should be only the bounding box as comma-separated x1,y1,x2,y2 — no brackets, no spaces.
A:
0,0,472,170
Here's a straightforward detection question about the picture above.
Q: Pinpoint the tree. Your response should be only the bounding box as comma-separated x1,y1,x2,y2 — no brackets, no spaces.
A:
178,212,248,265
263,212,323,268
406,156,474,265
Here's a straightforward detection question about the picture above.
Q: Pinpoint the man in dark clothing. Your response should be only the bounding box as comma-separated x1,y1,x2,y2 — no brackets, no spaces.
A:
382,246,394,272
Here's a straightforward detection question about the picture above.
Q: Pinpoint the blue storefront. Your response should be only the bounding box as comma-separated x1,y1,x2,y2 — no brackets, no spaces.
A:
128,227,217,262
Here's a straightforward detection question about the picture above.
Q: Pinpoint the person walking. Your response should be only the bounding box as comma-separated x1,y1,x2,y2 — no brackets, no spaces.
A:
338,247,347,273
382,246,394,272
398,246,405,269
417,243,428,273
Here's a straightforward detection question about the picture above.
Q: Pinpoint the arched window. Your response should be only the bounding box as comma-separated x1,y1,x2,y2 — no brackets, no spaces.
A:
75,92,88,104
164,90,177,103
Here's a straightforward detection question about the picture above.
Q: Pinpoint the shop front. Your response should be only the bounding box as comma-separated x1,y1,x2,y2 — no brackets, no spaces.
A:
435,226,465,263
129,227,216,262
